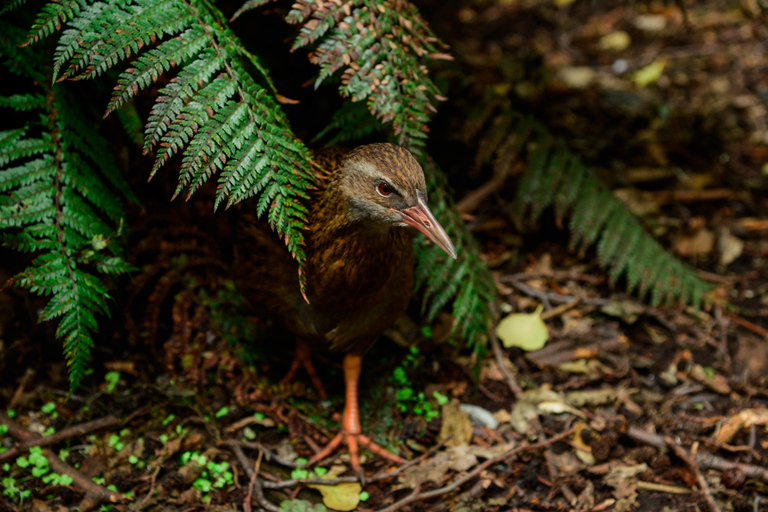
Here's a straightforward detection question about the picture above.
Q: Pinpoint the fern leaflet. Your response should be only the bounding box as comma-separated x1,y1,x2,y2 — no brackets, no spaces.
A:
1,21,133,389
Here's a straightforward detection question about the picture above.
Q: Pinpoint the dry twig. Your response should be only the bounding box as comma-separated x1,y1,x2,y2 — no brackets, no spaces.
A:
665,437,722,512
0,415,121,464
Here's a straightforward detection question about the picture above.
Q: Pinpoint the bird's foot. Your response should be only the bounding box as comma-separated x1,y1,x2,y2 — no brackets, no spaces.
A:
307,430,405,483
281,340,328,401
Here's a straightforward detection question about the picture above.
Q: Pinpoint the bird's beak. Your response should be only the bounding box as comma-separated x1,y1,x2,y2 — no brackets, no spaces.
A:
398,191,458,260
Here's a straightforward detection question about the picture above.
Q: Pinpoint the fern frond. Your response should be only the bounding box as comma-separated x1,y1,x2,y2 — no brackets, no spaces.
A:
415,159,497,351
472,96,713,308
253,0,449,158
313,100,385,146
33,0,314,270
1,20,133,389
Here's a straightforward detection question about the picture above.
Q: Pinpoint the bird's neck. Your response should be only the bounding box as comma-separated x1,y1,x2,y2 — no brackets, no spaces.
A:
306,179,412,301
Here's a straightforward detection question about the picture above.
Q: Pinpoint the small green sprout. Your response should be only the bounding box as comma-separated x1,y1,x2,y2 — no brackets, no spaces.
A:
433,391,449,406
41,402,56,415
104,371,121,394
359,491,370,502
290,458,309,480
2,476,31,500
0,425,8,435
129,455,139,465
162,414,175,426
108,434,125,451
313,467,327,477
214,407,229,418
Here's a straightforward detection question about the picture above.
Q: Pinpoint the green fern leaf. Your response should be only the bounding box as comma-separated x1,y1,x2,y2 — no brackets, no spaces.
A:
34,0,315,280
253,0,449,157
415,159,497,350
1,20,133,389
470,97,715,307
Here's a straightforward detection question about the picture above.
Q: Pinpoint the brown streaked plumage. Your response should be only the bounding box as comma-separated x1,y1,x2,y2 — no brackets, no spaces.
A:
235,143,456,479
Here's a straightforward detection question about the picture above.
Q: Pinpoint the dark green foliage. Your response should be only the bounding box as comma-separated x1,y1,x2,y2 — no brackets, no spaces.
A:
3,0,494,388
241,0,449,158
415,160,496,350
0,23,133,389
470,96,713,307
27,0,315,265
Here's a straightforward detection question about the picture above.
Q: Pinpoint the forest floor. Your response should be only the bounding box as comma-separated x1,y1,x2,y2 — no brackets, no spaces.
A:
2,0,768,511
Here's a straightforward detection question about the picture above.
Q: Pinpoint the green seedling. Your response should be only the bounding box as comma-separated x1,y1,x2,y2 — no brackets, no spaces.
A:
390,347,441,422
2,476,31,501
15,447,72,488
214,407,229,418
104,371,121,393
181,451,233,500
290,458,309,480
108,434,125,451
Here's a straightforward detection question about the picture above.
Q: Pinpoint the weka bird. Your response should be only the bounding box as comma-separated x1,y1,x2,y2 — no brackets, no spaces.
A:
235,143,456,477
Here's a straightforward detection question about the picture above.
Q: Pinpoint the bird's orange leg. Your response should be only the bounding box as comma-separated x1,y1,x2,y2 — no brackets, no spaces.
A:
281,339,328,401
307,353,405,479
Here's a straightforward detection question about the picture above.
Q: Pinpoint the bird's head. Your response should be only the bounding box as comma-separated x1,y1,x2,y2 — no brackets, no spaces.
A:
338,143,457,259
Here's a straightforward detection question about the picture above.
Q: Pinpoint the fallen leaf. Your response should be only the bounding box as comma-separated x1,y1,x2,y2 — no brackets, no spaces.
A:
572,422,596,465
280,499,329,512
633,14,667,32
399,445,479,488
717,227,743,266
674,227,715,257
600,301,646,324
439,399,473,446
308,481,362,512
496,304,549,351
558,66,595,89
631,59,666,87
510,385,563,433
689,364,731,394
715,409,768,445
599,31,631,51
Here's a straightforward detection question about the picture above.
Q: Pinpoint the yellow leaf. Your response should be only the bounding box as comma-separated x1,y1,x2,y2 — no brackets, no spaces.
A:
495,304,548,351
598,31,631,51
308,481,361,511
631,60,666,87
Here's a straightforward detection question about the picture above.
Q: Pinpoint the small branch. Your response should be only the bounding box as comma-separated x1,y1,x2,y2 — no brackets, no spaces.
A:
223,439,300,468
0,412,124,511
527,336,629,368
724,310,768,340
228,440,281,512
0,415,121,464
695,452,768,483
10,368,35,409
375,427,575,512
137,466,160,508
502,276,612,308
244,450,263,512
490,332,523,400
665,437,721,512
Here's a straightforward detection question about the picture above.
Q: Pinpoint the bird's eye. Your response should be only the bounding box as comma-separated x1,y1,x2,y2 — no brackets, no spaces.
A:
377,182,393,197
